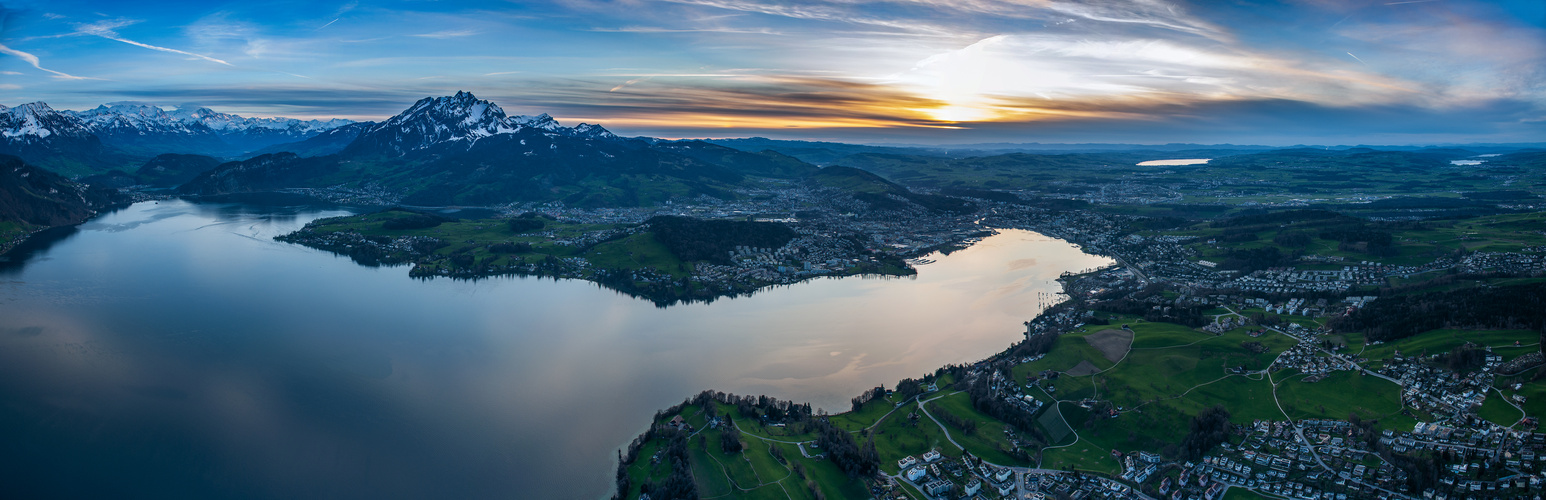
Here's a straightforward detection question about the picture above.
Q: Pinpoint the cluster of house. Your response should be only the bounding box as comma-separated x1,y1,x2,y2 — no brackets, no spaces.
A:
890,450,1021,500
1272,342,1357,379
1203,315,1246,334
1130,414,1546,500
1380,351,1503,421
1020,471,1146,500
1454,251,1546,276
1118,451,1164,483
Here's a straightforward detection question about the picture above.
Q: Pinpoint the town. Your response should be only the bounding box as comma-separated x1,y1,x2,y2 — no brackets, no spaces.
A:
610,176,1546,499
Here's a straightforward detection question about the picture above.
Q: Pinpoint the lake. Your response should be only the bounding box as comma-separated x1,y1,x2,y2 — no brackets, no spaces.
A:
0,199,1111,499
1136,158,1211,166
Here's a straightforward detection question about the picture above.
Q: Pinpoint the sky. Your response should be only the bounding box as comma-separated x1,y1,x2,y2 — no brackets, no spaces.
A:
0,0,1542,145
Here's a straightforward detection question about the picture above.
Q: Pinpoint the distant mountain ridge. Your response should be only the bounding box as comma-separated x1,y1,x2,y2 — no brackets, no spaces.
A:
0,103,109,173
179,91,840,207
0,100,354,174
341,91,617,157
0,154,130,254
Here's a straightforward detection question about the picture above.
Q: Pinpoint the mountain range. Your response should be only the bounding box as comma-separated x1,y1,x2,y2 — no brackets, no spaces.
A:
0,154,131,254
177,91,839,207
0,91,863,208
0,101,354,174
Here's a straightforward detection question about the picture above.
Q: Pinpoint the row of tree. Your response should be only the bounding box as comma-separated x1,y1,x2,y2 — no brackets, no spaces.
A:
613,427,697,500
645,215,797,264
1332,282,1546,342
1180,405,1232,460
811,418,880,477
849,385,886,412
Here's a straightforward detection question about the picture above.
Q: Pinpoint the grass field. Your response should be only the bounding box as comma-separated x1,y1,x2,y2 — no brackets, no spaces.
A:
1359,329,1540,362
1274,371,1403,422
1162,211,1546,270
1014,318,1312,471
872,403,955,474
298,210,702,281
1477,392,1526,427
677,423,877,500
924,392,1033,466
622,314,1512,499
1086,329,1134,363
587,232,691,277
828,396,905,432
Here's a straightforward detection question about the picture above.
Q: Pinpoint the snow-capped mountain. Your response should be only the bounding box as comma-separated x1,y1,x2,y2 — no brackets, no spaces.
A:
0,103,107,172
72,103,216,136
2,103,96,143
66,102,352,139
345,91,616,157
178,92,834,207
68,103,227,155
61,102,355,157
0,99,357,173
167,107,353,135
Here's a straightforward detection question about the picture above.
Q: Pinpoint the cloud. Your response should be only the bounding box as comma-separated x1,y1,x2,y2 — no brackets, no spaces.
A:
659,0,955,35
74,19,233,66
0,42,90,79
587,26,783,34
14,0,1545,144
72,85,437,119
882,32,1425,123
609,76,653,92
409,29,479,39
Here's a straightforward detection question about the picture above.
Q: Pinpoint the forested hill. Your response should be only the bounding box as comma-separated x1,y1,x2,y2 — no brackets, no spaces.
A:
645,216,798,265
809,166,976,215
1332,282,1546,342
0,154,130,253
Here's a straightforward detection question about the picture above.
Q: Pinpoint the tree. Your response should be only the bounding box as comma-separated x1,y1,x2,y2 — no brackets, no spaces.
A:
720,429,743,453
1180,405,1232,460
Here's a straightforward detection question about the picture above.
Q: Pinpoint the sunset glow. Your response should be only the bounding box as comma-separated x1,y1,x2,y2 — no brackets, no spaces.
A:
0,0,1540,144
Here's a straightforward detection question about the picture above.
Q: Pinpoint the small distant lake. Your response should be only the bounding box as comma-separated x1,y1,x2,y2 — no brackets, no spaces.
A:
1137,158,1211,166
1451,160,1486,166
0,199,1111,499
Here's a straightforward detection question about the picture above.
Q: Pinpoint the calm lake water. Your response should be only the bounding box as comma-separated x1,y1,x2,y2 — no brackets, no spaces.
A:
0,199,1110,499
1136,158,1211,166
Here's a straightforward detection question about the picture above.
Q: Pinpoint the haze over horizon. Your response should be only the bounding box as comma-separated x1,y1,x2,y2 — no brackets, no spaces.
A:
0,0,1541,146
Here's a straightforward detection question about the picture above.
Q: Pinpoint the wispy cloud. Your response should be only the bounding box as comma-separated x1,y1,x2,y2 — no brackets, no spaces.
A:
410,29,479,39
610,76,653,92
588,26,783,35
0,42,91,79
9,0,1543,144
74,19,233,66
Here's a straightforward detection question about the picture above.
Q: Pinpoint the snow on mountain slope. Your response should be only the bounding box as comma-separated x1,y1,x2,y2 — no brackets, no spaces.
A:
168,107,352,134
71,103,212,135
348,91,619,156
2,103,95,142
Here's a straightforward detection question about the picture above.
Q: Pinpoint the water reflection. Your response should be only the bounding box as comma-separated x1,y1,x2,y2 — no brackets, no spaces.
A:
0,200,1111,499
0,225,78,273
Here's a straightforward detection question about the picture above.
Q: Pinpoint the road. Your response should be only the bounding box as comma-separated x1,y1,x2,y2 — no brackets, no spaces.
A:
1256,327,1416,500
1110,254,1148,284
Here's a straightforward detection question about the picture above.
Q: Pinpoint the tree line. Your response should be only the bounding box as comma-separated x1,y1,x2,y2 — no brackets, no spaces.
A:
811,418,880,477
1180,405,1232,460
1331,282,1546,342
644,215,797,264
